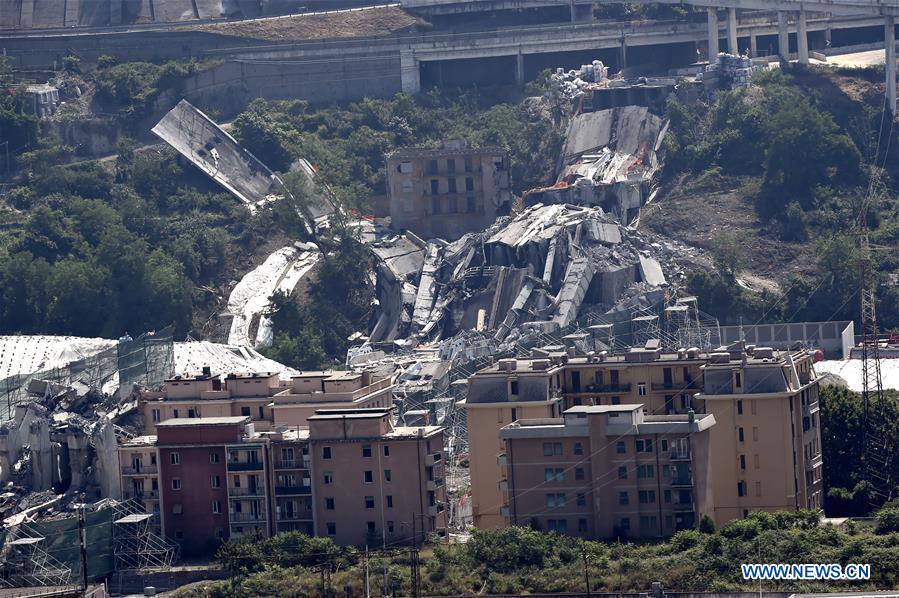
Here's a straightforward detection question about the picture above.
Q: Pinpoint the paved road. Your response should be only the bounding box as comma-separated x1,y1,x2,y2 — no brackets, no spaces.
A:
826,48,894,66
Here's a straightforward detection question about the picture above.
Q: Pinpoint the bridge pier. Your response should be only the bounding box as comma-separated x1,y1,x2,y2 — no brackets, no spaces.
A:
727,8,739,53
516,49,524,86
798,10,810,64
778,11,790,59
620,37,628,69
887,16,896,116
707,8,719,60
400,51,421,94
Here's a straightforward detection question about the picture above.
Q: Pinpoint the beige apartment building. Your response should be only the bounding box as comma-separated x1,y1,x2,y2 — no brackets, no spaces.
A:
694,346,824,524
466,342,824,536
308,408,447,547
386,141,511,240
141,369,393,433
500,404,716,538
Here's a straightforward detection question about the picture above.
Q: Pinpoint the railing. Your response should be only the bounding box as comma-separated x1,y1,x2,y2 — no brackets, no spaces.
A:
123,489,159,500
229,486,266,497
671,476,694,487
227,461,263,471
275,485,312,496
672,501,694,511
425,452,442,467
669,450,692,461
803,400,820,416
276,459,310,469
121,466,158,475
277,512,313,522
584,383,631,393
229,512,267,523
806,454,824,471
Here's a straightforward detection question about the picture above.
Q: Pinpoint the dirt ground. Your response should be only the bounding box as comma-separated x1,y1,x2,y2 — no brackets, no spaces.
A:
185,6,428,41
639,173,818,292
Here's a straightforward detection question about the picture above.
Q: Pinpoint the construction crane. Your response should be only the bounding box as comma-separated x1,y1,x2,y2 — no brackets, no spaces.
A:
857,175,895,508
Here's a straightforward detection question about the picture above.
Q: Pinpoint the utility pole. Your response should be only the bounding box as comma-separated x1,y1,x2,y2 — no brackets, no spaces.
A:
409,548,421,598
581,542,591,597
364,545,370,598
78,505,88,591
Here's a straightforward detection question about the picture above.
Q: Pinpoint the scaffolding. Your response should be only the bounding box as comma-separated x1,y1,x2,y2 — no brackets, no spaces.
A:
0,527,73,588
112,506,178,571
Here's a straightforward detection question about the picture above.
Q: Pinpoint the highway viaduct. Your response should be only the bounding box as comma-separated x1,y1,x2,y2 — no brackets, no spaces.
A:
402,0,897,113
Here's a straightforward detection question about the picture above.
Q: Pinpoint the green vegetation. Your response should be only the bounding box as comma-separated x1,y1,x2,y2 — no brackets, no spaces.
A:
820,385,899,515
177,510,899,597
666,68,899,328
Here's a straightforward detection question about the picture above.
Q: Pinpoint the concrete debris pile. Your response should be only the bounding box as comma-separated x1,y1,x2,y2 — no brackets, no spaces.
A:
699,53,763,89
367,203,691,348
0,381,134,523
524,106,668,223
225,243,321,347
173,340,301,380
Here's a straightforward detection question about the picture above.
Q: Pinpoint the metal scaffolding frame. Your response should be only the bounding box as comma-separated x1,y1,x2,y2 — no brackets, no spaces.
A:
0,527,73,588
111,499,178,572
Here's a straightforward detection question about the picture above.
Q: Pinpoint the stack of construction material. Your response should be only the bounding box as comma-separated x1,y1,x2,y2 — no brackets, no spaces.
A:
548,59,610,101
702,52,762,88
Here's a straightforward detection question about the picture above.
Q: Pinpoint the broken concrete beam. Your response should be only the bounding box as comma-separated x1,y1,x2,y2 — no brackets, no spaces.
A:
639,255,667,287
552,256,597,328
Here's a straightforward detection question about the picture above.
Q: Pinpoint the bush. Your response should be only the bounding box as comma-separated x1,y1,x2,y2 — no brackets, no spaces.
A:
875,506,899,534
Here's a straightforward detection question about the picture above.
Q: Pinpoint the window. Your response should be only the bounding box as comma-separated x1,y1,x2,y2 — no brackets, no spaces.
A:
573,442,583,455
387,521,395,534
576,468,585,481
322,447,332,459
210,452,220,464
326,498,335,510
211,475,221,488
738,427,745,442
427,159,438,174
638,490,656,504
240,406,250,416
738,481,746,497
611,395,621,405
464,157,473,172
618,466,627,480
233,475,241,487
637,464,655,479
212,500,221,514
753,427,759,442
737,399,743,415
576,493,586,506
172,479,181,490
578,518,588,533
619,491,629,505
543,442,562,456
364,496,375,509
664,489,672,503
621,517,631,531
431,196,441,214
511,408,517,422
386,495,393,508
362,445,372,458
363,470,373,484
636,439,653,453
383,445,390,457
547,519,568,532
447,158,456,173
735,372,742,387
640,515,658,530
510,381,519,395
546,493,565,507
326,522,336,536
367,521,376,534
754,454,760,469
448,178,457,194
170,452,180,465
384,469,392,482
660,439,668,452
188,408,196,418
755,481,762,497
740,454,746,470
323,472,333,485
638,383,647,396
544,468,564,481
152,409,161,423
616,441,626,454
173,409,179,418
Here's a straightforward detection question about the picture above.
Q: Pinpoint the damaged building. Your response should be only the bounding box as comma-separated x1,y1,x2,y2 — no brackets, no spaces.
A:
525,105,668,223
386,141,512,241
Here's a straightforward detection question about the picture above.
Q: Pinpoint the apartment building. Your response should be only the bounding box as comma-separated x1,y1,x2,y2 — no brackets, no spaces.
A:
119,434,161,533
694,345,824,525
308,408,447,547
463,356,566,529
141,369,393,434
500,404,716,538
466,342,824,536
386,141,511,240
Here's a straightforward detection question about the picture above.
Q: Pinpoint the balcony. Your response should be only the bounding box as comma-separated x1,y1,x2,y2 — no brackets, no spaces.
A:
803,400,820,416
230,512,267,523
427,478,444,492
227,461,263,471
497,453,507,467
671,476,694,488
424,452,443,467
669,451,692,461
123,490,159,500
806,454,823,471
584,383,631,393
277,511,312,522
498,479,508,492
672,501,694,512
427,503,445,517
229,487,266,497
121,466,158,475
275,485,312,496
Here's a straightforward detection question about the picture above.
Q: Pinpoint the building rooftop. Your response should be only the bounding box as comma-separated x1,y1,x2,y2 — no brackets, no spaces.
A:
565,404,640,414
385,425,444,439
121,435,158,448
156,416,250,427
307,407,392,420
388,143,506,160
